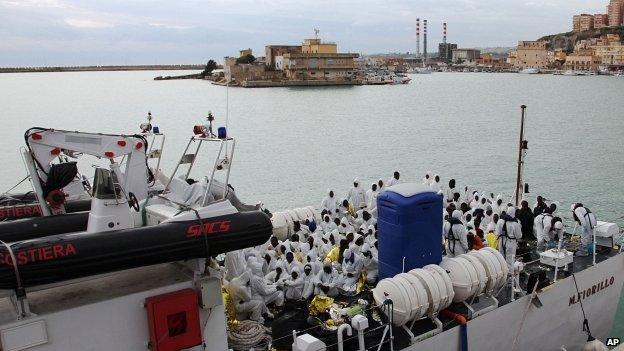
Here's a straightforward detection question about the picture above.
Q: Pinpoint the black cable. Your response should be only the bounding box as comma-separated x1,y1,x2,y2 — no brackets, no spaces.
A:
189,208,211,261
572,273,593,340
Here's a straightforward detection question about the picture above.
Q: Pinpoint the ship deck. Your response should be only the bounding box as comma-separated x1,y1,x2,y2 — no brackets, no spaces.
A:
0,242,619,350
268,242,622,351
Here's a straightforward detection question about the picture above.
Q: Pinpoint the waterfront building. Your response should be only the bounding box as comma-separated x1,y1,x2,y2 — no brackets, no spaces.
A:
451,48,481,63
513,41,551,69
279,38,359,80
265,46,302,69
592,34,624,68
608,0,623,27
223,36,359,85
594,14,610,28
438,42,458,62
506,50,517,66
224,51,279,83
573,14,594,32
564,51,601,71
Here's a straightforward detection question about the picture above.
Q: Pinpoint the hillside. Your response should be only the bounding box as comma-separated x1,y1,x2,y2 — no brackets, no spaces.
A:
539,26,624,53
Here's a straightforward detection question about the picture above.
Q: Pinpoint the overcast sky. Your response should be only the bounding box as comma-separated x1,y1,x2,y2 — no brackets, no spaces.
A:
0,0,608,66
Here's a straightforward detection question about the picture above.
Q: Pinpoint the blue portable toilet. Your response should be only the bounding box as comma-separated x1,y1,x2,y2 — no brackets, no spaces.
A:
377,183,443,279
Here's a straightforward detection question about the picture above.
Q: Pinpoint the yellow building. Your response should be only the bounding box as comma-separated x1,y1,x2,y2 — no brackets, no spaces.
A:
514,41,551,69
554,49,567,63
278,38,358,81
592,34,624,67
301,38,337,54
239,48,252,57
564,50,601,71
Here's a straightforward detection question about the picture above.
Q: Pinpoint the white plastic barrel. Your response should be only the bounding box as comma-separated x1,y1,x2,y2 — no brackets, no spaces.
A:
397,273,429,321
408,269,442,318
422,264,454,311
481,247,509,290
374,266,455,326
439,256,480,303
459,254,488,297
373,277,416,326
469,249,504,294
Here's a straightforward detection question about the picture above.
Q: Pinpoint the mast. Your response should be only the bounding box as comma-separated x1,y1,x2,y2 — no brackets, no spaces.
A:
514,105,528,207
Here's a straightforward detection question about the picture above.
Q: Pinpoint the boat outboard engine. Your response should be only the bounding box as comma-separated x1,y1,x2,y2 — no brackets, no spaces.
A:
87,168,134,233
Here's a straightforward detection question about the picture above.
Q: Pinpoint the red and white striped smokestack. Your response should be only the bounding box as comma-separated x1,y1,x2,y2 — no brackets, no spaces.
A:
443,22,447,44
423,19,428,60
416,18,421,58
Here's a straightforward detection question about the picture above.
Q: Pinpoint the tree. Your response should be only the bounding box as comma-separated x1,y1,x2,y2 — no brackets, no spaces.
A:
201,59,218,77
236,54,256,64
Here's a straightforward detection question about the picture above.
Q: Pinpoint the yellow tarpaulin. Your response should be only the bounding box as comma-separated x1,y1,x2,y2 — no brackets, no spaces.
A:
309,295,334,316
324,246,339,263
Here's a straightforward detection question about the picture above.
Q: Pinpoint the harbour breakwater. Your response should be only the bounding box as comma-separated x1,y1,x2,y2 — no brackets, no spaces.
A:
0,65,203,74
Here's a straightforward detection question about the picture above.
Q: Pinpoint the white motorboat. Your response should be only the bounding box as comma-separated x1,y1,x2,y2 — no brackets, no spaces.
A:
519,68,540,74
413,67,432,74
563,70,580,76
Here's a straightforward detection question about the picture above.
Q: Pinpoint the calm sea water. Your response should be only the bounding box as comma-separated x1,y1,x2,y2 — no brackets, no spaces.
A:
0,70,623,335
1,70,622,222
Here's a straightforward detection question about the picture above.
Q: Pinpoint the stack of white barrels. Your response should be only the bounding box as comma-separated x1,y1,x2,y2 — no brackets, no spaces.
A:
372,247,508,326
270,206,321,241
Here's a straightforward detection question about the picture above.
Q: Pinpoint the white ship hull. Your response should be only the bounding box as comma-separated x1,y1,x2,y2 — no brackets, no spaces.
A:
0,253,621,350
409,253,624,351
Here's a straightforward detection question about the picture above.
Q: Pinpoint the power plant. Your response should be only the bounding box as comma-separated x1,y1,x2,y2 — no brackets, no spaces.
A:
414,18,457,63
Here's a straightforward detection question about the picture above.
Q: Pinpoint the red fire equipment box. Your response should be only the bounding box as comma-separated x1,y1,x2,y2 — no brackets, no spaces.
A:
145,288,202,351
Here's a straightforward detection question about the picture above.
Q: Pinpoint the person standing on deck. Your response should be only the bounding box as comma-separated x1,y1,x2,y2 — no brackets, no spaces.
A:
516,200,535,242
444,210,468,257
347,178,367,210
366,183,379,212
321,190,338,217
387,171,400,187
572,203,597,257
496,206,522,272
445,179,457,204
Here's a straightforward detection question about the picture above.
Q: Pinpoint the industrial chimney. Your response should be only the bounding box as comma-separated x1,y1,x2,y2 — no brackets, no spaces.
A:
443,22,448,61
416,18,421,58
423,19,428,62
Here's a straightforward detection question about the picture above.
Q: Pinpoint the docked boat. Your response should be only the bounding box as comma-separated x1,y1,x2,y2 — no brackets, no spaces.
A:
519,68,540,74
0,120,271,289
0,113,165,221
563,70,580,76
412,67,433,75
0,108,620,351
390,73,411,84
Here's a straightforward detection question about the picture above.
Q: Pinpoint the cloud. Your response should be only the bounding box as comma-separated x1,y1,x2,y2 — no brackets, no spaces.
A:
64,18,114,28
0,0,610,66
148,22,192,30
0,0,68,8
